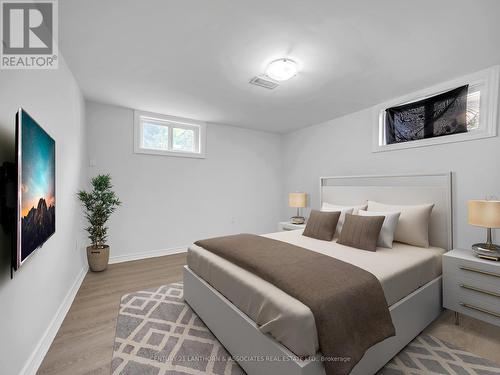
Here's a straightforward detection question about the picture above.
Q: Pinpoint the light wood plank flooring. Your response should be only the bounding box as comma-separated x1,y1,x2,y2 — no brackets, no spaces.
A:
37,253,186,375
38,253,500,374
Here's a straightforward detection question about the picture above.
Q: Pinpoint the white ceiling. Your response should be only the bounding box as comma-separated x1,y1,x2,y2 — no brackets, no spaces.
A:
60,0,500,133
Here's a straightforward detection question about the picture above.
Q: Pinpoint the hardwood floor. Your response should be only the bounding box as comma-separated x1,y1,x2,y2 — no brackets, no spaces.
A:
38,253,500,374
37,253,186,375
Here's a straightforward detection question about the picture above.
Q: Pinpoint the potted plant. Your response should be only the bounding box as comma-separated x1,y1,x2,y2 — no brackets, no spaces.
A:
77,174,121,272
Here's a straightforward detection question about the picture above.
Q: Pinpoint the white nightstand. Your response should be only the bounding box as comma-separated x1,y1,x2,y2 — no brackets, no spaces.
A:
443,249,500,327
277,221,306,232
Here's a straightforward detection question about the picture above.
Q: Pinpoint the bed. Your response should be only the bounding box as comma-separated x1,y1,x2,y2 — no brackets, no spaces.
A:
183,173,453,375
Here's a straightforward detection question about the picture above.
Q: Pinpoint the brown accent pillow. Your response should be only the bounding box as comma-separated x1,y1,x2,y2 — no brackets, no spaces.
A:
302,210,341,241
338,213,385,252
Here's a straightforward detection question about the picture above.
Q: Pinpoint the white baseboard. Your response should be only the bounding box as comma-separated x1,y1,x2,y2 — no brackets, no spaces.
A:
108,246,188,264
20,264,88,375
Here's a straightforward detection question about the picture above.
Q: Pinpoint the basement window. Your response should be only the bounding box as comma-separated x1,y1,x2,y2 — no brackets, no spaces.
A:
372,66,499,152
134,111,206,158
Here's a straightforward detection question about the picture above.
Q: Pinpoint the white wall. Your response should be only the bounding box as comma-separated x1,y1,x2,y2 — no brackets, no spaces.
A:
282,105,500,250
86,101,283,260
0,58,87,375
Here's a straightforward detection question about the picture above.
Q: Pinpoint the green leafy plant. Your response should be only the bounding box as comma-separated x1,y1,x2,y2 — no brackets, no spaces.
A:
77,174,121,248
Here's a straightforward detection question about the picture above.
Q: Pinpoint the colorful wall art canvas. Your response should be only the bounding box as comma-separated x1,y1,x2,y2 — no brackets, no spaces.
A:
18,109,55,266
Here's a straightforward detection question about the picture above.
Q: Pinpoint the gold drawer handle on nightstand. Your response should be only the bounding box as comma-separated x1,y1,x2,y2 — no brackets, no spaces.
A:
460,284,500,299
460,266,500,279
460,302,500,318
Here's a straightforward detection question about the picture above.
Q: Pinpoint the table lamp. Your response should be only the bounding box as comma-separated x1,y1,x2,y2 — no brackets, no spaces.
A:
289,192,306,224
468,200,500,260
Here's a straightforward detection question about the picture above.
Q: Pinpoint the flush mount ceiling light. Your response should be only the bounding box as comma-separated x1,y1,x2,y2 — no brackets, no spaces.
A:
265,58,299,81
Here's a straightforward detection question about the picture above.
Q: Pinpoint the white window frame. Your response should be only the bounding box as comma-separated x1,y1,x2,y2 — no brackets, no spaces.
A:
134,110,206,158
372,65,499,153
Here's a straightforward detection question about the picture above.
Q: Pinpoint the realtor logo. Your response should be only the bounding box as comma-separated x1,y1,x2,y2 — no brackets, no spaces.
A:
1,0,58,69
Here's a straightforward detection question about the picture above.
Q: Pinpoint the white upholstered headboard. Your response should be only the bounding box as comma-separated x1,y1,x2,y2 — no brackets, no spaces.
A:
320,173,453,250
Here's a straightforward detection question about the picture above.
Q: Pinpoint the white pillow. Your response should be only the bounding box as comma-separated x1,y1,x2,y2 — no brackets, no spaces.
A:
367,201,434,248
322,202,367,214
358,210,401,248
321,203,356,236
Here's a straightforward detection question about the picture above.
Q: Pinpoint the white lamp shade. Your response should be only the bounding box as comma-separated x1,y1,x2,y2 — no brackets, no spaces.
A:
289,192,306,208
468,200,500,228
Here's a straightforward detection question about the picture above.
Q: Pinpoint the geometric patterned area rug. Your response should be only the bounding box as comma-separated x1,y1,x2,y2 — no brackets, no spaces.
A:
379,335,500,375
111,282,244,375
112,282,500,375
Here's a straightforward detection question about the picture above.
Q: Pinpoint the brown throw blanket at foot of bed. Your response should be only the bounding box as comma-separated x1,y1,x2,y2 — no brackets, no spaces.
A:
195,233,395,375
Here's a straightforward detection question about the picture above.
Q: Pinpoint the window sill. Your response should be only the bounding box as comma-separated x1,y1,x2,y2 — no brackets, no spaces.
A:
134,147,206,159
372,128,496,153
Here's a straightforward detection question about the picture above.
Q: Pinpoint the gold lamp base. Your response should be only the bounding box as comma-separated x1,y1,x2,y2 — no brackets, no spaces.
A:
472,242,500,252
290,216,305,225
471,227,500,261
472,243,500,261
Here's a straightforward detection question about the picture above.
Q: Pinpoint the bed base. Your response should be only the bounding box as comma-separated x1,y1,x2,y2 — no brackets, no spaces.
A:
183,266,442,375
